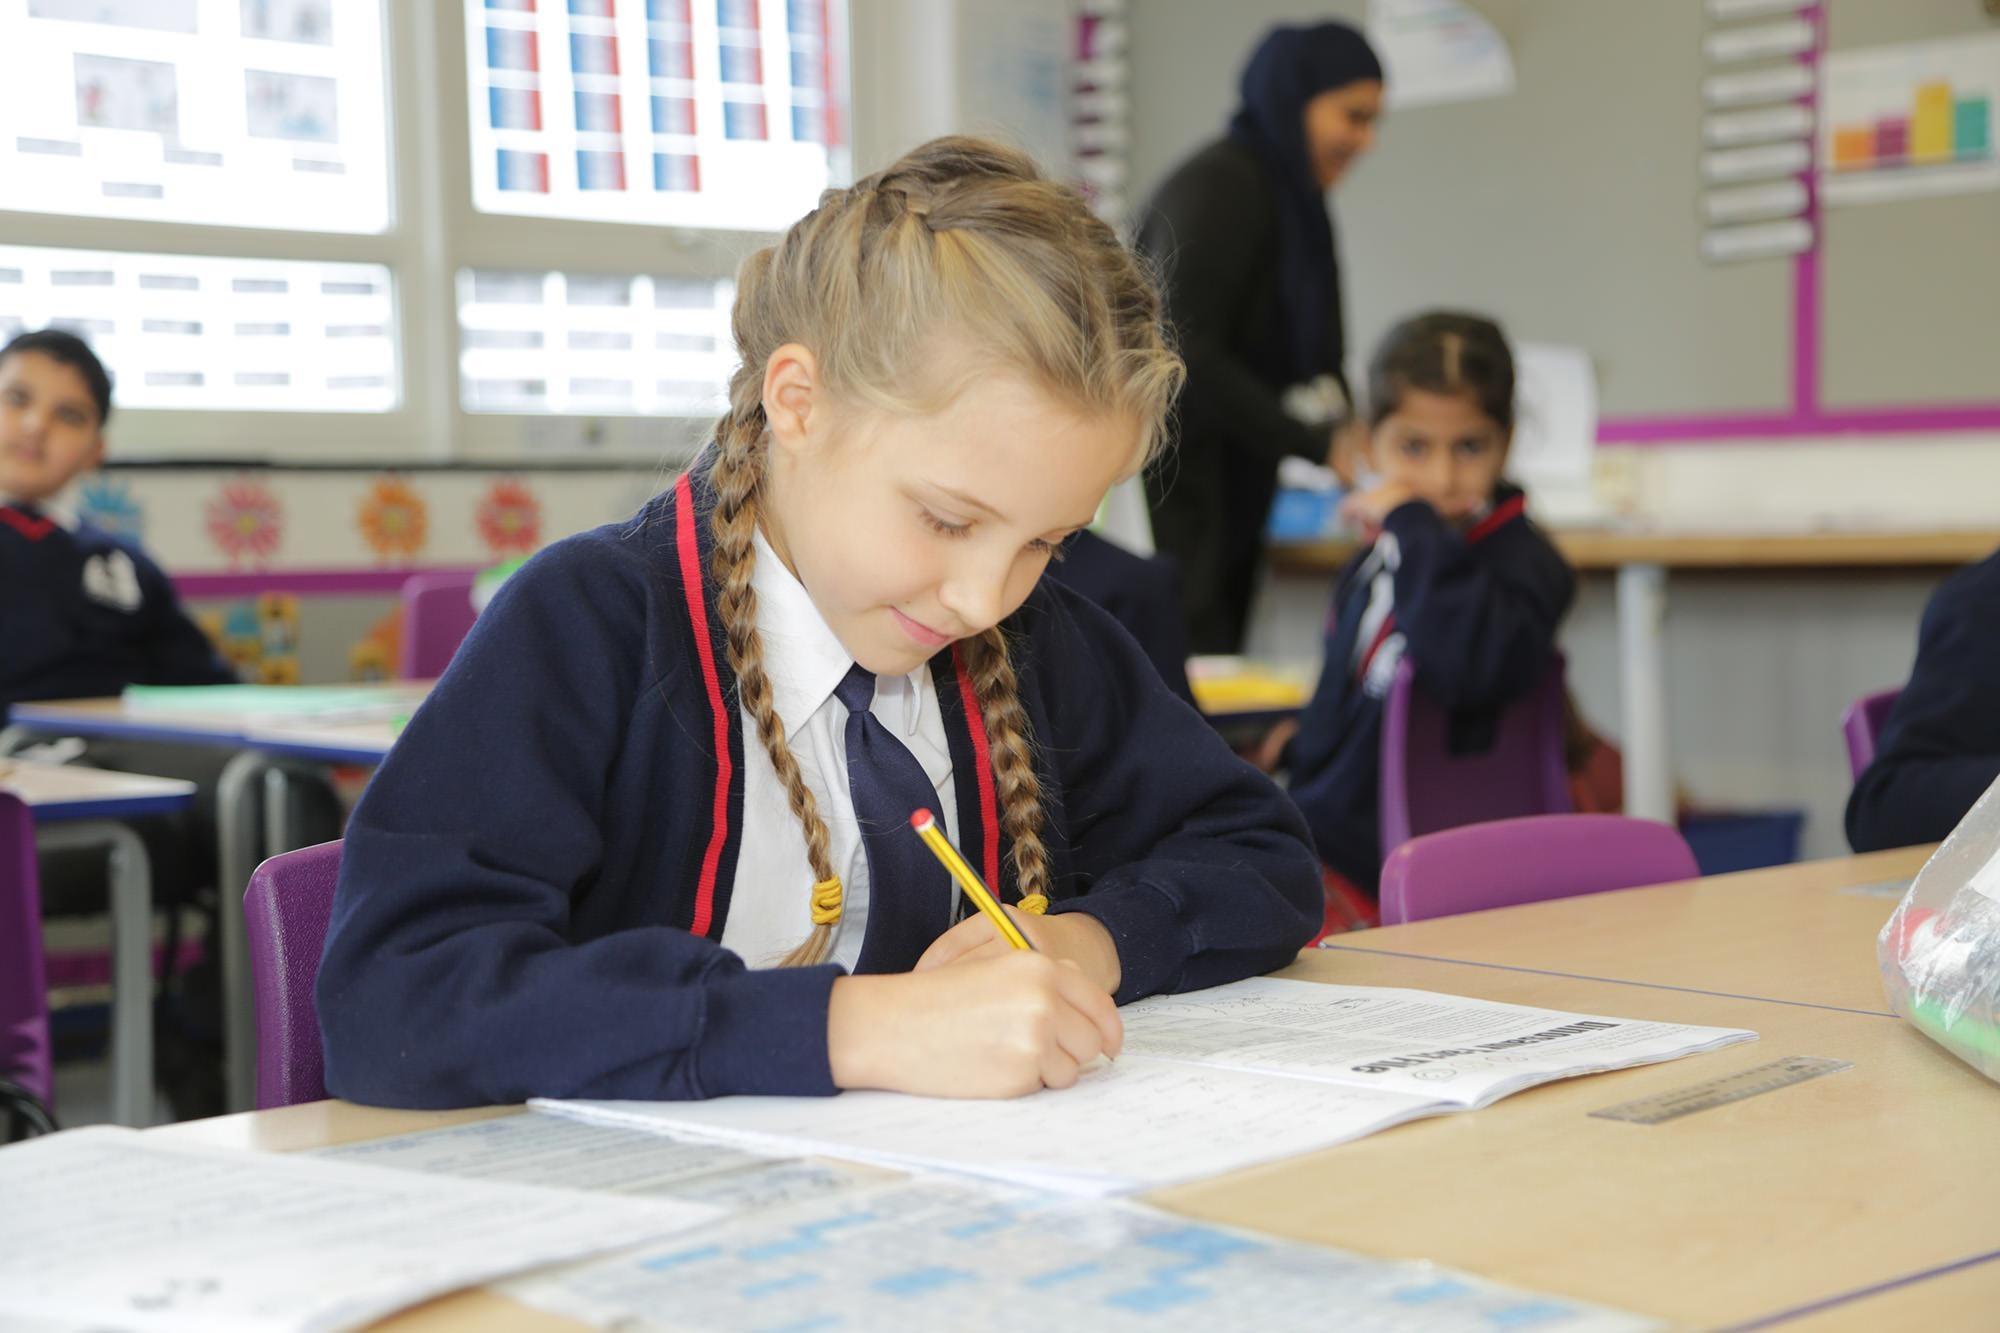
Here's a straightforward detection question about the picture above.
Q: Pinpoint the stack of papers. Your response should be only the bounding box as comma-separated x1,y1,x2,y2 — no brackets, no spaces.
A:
540,979,1756,1196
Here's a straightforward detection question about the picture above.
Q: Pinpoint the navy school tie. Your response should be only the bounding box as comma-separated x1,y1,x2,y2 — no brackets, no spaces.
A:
836,663,955,973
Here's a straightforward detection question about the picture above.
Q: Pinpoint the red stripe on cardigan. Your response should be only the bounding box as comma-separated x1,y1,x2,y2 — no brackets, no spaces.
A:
949,643,1004,896
1465,494,1526,545
673,474,730,938
0,506,55,541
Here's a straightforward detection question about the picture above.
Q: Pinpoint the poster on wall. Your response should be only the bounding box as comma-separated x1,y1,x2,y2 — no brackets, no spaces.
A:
1365,0,1514,111
1820,33,2000,207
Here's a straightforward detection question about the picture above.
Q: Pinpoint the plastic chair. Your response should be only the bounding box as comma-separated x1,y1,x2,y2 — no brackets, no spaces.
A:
0,792,55,1128
398,570,480,679
1380,813,1701,926
1841,687,1902,781
243,839,343,1109
1378,656,1573,859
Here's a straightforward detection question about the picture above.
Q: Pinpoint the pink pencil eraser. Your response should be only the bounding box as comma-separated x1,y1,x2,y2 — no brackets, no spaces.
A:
910,809,933,830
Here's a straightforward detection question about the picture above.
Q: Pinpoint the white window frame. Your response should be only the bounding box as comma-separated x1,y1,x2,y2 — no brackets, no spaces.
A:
0,0,921,465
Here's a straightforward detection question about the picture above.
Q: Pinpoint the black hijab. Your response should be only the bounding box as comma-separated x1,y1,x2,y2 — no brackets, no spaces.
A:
1227,22,1383,384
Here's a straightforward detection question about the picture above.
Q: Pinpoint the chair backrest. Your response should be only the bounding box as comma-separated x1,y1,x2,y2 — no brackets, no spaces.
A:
243,839,343,1109
1378,656,1573,858
1379,813,1701,926
1840,687,1902,781
0,792,53,1112
398,570,480,679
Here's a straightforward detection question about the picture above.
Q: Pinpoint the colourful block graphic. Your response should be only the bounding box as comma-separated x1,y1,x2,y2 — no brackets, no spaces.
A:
718,41,762,84
489,86,543,131
787,0,822,37
652,94,695,134
1832,125,1873,170
717,0,758,30
487,0,537,11
1873,116,1907,165
577,149,627,189
571,32,620,75
791,103,821,143
575,90,622,132
648,0,690,19
487,27,540,71
723,98,766,140
654,151,700,192
1956,96,1990,158
649,37,693,78
1912,80,1952,162
497,148,550,191
568,0,616,15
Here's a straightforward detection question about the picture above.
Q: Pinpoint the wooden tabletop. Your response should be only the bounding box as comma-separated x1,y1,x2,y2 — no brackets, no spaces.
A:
154,849,1996,1331
1269,528,2000,576
0,758,197,818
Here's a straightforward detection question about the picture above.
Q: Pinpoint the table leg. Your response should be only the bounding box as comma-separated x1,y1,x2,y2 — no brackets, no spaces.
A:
35,820,153,1126
1616,561,1674,824
216,750,276,1113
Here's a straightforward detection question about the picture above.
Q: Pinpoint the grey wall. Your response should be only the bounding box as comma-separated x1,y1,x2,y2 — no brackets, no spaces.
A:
1126,0,2000,417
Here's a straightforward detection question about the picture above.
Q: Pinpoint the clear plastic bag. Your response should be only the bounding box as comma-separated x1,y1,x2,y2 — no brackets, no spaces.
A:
1878,774,2000,1084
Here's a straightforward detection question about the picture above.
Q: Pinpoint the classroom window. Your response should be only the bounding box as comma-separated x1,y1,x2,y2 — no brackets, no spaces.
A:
0,0,393,234
457,268,733,417
0,244,400,412
460,0,850,231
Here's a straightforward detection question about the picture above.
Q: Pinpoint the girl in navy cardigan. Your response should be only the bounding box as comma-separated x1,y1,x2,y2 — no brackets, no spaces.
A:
317,138,1323,1109
1270,313,1574,901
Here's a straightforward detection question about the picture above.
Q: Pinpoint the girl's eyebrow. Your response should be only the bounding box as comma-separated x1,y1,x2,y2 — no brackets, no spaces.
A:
929,480,1093,533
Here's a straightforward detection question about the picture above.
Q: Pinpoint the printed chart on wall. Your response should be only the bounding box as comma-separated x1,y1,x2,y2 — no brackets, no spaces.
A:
0,0,390,232
1820,33,2000,206
465,0,850,231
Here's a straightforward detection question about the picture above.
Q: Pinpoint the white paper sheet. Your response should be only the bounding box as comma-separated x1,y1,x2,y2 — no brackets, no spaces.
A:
500,1178,1665,1333
314,1111,871,1213
1118,977,1758,1106
540,1059,1445,1197
0,1126,718,1332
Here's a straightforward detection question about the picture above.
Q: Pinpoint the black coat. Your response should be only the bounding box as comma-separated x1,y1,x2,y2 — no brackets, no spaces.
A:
1135,138,1347,653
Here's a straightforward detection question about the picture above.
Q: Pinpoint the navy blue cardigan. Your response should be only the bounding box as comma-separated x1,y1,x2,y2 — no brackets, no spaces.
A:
1846,547,2000,852
318,465,1322,1108
1283,488,1575,889
2,503,234,713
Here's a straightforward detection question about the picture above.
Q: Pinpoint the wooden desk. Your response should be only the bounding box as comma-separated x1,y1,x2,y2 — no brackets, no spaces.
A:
4,760,196,1126
1267,529,1999,828
1322,846,1930,1017
4,685,426,1112
154,853,1996,1331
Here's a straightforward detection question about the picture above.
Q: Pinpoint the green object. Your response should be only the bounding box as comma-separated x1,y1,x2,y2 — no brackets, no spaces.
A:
1907,992,2000,1063
122,684,420,718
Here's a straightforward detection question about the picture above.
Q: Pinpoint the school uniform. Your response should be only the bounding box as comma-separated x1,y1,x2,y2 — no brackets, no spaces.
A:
1282,484,1574,891
1,498,233,714
1846,547,2000,852
317,457,1323,1109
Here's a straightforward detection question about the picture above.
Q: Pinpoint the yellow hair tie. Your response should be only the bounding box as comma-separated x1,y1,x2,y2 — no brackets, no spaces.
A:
1017,893,1048,916
810,876,844,925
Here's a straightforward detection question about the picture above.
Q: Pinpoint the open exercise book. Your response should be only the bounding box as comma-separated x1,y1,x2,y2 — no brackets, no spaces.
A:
541,978,1756,1197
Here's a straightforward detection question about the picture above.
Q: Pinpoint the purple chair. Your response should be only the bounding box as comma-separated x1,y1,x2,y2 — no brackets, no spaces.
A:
1379,813,1701,926
398,570,480,679
1841,687,1902,781
1378,656,1573,860
0,793,55,1121
243,839,343,1109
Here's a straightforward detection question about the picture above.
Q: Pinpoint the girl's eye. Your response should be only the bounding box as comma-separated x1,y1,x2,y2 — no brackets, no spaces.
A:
1399,438,1426,458
921,508,971,538
1029,537,1067,562
1455,437,1491,458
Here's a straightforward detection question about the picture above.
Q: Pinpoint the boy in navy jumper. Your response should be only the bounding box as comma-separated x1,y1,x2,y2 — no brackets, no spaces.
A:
318,138,1322,1109
1267,312,1574,898
1847,546,2000,851
1,329,233,712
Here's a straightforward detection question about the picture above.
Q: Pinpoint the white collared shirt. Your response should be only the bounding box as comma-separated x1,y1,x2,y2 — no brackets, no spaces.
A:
719,528,960,970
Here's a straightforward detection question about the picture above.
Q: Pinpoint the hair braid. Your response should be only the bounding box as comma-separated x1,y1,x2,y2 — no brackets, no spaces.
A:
960,628,1051,908
707,403,844,966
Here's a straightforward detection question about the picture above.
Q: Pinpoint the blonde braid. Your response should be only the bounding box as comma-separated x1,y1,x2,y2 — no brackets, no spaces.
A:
707,404,844,967
961,628,1051,910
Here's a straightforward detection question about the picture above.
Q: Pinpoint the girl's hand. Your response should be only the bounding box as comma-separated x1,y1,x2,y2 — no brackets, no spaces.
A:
826,954,1123,1098
1338,482,1425,535
1253,717,1300,774
914,905,1121,995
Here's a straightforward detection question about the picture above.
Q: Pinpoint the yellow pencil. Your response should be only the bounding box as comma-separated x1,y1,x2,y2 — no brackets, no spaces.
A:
909,808,1036,951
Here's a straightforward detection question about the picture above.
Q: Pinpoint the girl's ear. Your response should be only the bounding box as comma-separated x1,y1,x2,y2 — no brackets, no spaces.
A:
761,343,820,460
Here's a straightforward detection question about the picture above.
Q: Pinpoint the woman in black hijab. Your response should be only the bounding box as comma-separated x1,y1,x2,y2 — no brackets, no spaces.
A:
1137,22,1385,654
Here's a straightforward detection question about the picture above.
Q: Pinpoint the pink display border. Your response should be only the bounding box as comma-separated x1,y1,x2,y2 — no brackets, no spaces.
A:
1596,5,2000,445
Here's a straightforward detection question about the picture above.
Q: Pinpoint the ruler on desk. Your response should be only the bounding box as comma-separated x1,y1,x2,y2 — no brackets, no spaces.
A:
1589,1055,1853,1125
